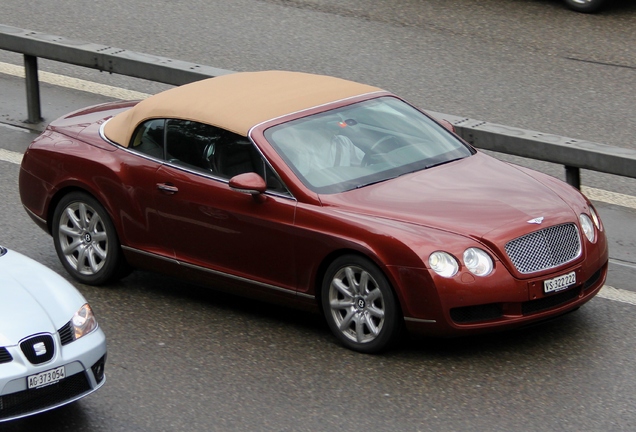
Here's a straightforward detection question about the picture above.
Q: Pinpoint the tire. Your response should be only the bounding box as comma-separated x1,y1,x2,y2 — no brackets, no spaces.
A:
52,192,128,285
321,255,402,353
563,0,606,13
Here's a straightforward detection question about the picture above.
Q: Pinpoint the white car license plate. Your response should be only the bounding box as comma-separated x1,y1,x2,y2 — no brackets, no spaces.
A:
544,271,576,294
28,366,65,389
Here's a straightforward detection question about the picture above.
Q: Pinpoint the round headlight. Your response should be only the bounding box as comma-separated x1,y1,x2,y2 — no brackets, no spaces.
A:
590,206,601,230
579,213,595,243
429,251,459,278
463,248,494,276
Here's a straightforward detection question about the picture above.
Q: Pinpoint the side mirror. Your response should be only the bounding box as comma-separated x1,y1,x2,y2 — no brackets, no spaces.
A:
229,172,267,201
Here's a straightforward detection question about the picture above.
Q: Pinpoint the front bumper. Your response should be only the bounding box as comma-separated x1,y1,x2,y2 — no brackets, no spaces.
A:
0,327,107,422
393,252,608,338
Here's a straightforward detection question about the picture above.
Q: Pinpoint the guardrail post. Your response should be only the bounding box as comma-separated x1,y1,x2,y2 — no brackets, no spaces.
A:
565,165,581,190
24,54,42,123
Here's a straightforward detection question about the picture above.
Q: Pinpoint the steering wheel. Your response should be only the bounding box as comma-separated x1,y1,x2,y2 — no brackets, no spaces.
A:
202,142,217,171
370,135,397,152
361,135,396,166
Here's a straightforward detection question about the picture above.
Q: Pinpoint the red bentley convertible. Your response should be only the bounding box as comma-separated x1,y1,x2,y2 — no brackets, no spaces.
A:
19,71,608,352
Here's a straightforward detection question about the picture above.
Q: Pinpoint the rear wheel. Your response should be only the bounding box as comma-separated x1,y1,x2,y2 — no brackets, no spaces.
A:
52,192,128,285
321,255,401,353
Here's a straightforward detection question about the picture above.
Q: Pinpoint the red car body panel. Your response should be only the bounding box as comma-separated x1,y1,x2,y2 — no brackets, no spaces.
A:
19,96,609,338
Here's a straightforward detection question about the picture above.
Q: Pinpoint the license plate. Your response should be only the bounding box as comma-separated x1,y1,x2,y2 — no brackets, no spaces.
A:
28,366,65,389
544,271,576,294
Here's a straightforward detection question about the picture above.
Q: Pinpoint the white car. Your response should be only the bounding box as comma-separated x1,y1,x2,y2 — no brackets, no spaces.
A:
564,0,607,13
0,245,106,422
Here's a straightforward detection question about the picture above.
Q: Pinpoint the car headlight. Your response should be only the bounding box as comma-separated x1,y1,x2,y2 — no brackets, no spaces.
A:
429,251,459,278
71,303,98,341
463,248,494,276
590,206,602,231
579,213,595,243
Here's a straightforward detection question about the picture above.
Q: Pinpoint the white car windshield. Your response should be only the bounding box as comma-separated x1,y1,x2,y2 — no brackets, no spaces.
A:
264,96,474,194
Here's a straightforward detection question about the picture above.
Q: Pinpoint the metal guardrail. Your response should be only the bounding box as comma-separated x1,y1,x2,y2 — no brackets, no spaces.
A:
429,111,636,188
1,24,635,190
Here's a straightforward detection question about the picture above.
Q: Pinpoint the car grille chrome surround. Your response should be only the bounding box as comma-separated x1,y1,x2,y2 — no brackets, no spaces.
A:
19,335,55,365
504,223,581,274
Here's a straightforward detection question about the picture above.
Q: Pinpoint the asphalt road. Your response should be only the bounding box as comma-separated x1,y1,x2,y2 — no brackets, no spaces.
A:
1,0,636,430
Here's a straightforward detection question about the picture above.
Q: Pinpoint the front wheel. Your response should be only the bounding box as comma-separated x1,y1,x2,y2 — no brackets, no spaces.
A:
321,255,402,353
563,0,606,13
52,192,128,285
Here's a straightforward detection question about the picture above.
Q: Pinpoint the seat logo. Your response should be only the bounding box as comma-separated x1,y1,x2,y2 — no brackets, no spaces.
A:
527,217,544,224
33,342,47,356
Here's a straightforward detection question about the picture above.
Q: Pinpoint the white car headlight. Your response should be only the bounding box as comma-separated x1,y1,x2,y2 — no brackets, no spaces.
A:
590,206,602,230
429,251,459,278
71,303,98,341
463,248,494,276
579,213,595,243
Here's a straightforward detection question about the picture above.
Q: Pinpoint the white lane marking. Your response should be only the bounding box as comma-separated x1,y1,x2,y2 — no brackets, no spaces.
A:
0,61,150,100
582,186,636,211
0,147,23,164
610,259,636,271
0,122,31,133
597,285,636,306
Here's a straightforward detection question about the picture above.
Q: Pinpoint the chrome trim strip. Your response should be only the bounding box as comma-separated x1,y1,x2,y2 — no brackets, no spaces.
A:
121,246,310,298
248,90,386,135
98,119,117,145
23,205,47,225
404,317,437,324
121,246,179,265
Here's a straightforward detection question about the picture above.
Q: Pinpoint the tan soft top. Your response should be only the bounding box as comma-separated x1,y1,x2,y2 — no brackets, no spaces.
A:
103,70,382,147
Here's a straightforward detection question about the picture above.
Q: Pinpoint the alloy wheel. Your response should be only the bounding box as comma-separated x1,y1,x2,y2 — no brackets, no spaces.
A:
57,201,109,276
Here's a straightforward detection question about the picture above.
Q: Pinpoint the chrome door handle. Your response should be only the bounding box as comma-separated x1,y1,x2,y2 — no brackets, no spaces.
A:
156,183,179,194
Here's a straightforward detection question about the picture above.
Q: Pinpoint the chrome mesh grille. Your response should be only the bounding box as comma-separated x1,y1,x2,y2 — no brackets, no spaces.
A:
505,223,581,274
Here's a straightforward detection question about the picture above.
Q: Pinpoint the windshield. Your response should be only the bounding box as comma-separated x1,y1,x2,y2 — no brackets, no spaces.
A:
264,96,474,194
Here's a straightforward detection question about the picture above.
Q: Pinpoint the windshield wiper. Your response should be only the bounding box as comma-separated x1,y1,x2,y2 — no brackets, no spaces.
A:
424,157,463,170
353,157,465,190
354,173,404,190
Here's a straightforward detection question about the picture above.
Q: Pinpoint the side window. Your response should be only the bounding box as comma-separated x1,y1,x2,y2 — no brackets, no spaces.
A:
163,119,290,194
130,119,165,159
213,133,289,194
165,119,220,171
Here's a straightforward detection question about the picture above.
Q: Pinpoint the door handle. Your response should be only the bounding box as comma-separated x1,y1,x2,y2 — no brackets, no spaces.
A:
156,183,179,194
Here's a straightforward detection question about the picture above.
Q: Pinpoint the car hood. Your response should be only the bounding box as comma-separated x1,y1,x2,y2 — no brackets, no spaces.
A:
321,152,577,240
0,249,85,346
